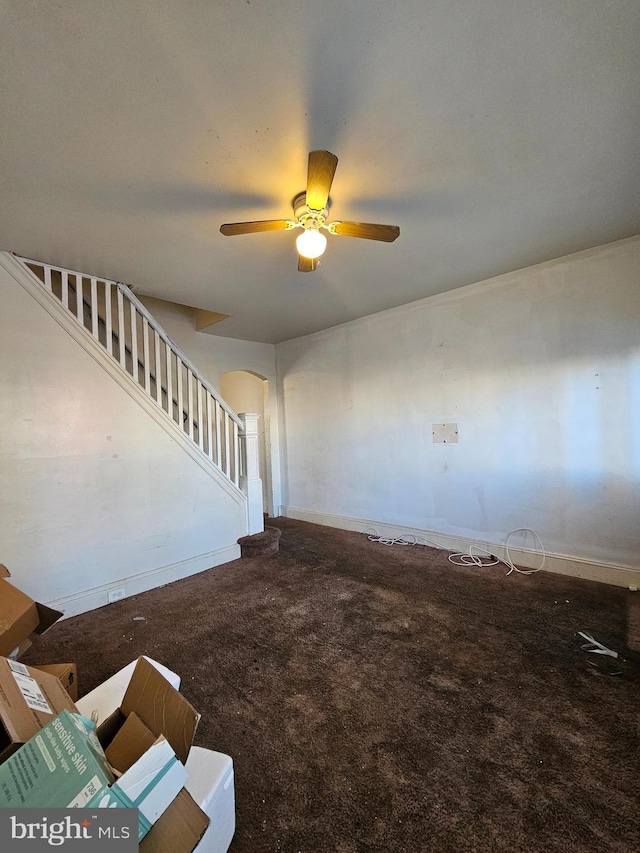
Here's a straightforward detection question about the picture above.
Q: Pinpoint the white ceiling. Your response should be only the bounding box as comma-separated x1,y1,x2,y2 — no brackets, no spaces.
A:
1,1,639,343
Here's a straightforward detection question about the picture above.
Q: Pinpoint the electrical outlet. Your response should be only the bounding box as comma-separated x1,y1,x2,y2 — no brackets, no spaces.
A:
108,587,125,603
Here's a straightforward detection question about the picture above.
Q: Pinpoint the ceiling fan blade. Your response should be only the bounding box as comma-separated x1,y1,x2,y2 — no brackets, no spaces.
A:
331,221,400,242
298,255,317,273
220,220,293,236
306,150,338,211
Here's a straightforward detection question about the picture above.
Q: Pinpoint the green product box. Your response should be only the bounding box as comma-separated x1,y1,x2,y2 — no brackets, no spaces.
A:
0,710,133,810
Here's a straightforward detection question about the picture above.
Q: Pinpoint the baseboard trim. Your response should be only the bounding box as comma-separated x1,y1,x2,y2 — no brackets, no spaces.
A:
280,507,640,589
47,544,241,618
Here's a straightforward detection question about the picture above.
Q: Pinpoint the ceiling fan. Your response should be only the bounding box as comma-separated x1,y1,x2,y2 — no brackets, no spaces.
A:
220,150,400,272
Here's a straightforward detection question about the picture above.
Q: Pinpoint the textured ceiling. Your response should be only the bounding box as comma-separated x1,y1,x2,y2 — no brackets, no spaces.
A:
1,1,639,343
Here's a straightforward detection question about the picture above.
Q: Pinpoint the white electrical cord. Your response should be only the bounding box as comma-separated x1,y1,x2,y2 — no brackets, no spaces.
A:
502,528,546,575
578,632,619,658
450,528,546,576
365,525,546,578
448,546,500,568
364,527,417,546
364,527,443,549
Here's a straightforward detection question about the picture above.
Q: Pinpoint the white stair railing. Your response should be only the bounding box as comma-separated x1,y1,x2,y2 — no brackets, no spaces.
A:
16,256,243,491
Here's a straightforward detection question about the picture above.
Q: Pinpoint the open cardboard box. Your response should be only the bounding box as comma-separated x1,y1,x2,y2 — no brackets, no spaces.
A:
0,657,78,762
98,656,210,852
0,657,209,852
0,707,190,844
0,564,62,658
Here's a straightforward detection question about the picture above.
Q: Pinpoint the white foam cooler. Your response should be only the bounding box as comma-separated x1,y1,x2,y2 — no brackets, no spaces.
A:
185,747,235,853
76,657,235,852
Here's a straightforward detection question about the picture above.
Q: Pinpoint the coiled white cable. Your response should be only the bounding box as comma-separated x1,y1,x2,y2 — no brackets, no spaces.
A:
448,545,499,568
364,527,417,546
449,528,545,576
365,525,546,578
364,527,443,549
502,528,546,575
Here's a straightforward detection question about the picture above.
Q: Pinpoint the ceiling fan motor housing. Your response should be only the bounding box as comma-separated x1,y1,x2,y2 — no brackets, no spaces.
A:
293,191,329,228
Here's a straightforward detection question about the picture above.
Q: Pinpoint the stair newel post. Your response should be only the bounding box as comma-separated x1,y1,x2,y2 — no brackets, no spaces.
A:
238,413,264,535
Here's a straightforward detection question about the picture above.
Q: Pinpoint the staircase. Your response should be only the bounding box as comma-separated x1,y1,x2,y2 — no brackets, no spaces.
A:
9,253,262,529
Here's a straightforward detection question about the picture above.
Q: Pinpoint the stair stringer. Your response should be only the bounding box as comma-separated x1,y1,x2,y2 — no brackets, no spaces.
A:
0,251,246,507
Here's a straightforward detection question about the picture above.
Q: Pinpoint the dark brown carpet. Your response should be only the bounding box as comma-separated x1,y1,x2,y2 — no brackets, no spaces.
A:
238,526,282,557
24,518,639,853
628,594,640,651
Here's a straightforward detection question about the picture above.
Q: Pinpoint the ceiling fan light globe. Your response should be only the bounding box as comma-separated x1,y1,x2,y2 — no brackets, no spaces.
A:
296,229,327,260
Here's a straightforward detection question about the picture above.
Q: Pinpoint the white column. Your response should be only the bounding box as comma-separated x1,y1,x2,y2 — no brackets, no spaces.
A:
238,412,264,535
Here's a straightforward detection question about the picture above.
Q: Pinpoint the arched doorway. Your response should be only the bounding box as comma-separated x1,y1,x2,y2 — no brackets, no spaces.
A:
220,370,272,516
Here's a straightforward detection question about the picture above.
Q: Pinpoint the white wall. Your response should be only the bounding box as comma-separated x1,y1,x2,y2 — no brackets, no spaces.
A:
220,370,265,416
220,370,270,514
138,297,276,389
0,264,247,615
277,237,640,575
139,296,282,514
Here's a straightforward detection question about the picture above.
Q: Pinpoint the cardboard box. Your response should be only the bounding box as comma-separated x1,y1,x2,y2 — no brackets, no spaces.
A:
0,709,123,809
0,709,191,843
115,736,189,838
0,658,209,852
30,663,78,702
76,657,181,727
96,657,209,851
103,710,190,839
0,565,62,658
0,657,78,763
105,711,156,771
97,656,200,766
141,788,211,853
